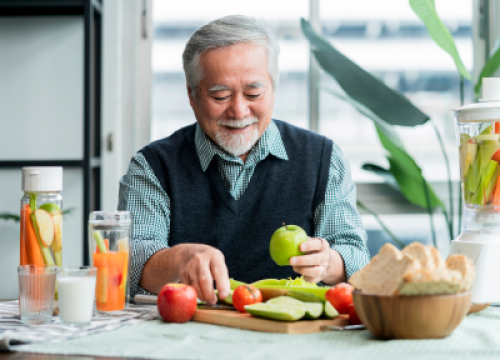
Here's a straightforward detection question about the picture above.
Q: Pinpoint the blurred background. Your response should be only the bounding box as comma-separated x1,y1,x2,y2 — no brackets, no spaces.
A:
0,0,496,299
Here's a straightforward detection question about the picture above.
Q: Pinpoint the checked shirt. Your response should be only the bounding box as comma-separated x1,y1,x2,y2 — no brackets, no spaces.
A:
118,120,369,297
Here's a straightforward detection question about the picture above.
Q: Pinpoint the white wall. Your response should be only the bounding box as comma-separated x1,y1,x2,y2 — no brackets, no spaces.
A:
101,0,152,211
0,3,153,299
0,18,83,160
0,17,85,299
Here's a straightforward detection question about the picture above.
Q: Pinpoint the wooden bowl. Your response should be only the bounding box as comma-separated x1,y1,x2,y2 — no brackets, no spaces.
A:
353,290,471,339
468,303,490,314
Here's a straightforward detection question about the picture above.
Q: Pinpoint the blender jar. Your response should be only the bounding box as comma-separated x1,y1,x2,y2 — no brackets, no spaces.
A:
455,78,500,233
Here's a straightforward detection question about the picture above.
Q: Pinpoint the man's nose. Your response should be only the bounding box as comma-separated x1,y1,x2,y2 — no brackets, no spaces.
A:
226,94,251,120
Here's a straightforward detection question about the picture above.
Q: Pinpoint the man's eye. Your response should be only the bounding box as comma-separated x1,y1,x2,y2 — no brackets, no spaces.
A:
214,96,229,101
247,94,261,99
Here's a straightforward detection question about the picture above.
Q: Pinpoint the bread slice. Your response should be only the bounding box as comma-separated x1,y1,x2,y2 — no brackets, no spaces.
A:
349,243,421,296
446,254,475,292
428,246,446,269
401,242,435,270
398,268,462,296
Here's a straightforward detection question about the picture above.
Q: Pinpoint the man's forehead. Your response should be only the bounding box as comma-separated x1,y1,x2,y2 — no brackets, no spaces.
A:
208,81,267,92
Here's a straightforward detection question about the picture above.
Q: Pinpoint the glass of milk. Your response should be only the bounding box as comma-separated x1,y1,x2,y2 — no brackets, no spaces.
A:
57,267,97,326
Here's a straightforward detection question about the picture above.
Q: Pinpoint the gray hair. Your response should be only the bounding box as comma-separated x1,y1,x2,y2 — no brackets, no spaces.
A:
183,15,280,98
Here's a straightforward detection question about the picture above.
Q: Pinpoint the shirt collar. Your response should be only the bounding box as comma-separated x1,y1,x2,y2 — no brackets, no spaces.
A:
195,120,288,172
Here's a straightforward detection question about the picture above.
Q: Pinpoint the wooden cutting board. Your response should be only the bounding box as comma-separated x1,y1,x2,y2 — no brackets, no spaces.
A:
193,309,350,334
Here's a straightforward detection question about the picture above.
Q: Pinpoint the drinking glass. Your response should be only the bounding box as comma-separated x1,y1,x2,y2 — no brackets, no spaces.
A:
88,211,131,312
18,265,57,325
57,267,97,326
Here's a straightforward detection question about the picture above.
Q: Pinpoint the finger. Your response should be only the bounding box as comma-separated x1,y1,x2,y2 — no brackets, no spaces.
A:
198,266,216,305
211,258,230,299
185,271,205,302
290,252,325,267
292,265,324,279
300,238,325,253
303,275,321,284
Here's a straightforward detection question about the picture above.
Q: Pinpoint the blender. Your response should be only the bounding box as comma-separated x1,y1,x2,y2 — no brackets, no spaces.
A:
451,77,500,303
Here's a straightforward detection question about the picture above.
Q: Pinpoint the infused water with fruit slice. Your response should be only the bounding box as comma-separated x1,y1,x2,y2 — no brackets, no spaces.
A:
20,167,64,300
89,211,131,312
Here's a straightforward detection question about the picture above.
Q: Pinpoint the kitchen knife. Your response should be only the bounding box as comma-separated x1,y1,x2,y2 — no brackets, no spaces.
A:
134,294,235,310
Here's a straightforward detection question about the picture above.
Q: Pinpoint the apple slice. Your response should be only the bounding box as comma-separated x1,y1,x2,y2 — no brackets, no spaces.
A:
51,214,63,252
34,209,54,247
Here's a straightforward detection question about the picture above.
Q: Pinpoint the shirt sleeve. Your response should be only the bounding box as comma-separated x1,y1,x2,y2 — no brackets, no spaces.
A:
313,142,370,279
117,152,170,297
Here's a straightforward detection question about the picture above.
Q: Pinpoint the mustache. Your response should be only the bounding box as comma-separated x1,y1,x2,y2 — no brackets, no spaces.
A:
216,117,259,128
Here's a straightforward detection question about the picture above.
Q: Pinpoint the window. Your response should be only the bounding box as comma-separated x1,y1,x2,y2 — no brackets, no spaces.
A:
150,0,474,254
151,0,309,140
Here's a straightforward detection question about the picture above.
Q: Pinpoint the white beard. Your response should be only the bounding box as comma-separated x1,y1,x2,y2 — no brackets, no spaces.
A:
214,117,260,157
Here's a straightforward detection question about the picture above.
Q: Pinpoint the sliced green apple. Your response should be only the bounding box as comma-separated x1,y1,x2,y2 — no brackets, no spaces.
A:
39,203,61,215
474,134,500,141
51,214,62,251
34,209,54,247
39,203,62,265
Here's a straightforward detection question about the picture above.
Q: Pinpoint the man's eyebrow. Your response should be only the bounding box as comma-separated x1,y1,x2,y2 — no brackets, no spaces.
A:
208,85,230,93
246,82,266,89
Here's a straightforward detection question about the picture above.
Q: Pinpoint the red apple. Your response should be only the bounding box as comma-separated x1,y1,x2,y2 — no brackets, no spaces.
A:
157,284,197,323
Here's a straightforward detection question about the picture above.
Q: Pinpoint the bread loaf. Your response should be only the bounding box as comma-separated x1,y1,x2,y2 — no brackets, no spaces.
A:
446,254,475,292
429,246,446,269
398,268,462,296
401,242,435,270
349,243,421,296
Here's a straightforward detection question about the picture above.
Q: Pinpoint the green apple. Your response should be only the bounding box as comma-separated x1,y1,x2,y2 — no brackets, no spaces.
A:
269,223,308,266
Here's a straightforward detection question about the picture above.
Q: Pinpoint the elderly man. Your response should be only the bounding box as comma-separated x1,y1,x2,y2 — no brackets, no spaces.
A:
118,15,369,304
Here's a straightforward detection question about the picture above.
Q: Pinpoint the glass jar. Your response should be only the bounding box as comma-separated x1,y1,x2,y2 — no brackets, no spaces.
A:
88,211,131,312
20,167,63,269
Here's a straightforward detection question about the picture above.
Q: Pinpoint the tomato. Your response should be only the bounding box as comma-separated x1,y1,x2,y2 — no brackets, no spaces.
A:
348,304,362,325
325,282,353,314
232,285,263,313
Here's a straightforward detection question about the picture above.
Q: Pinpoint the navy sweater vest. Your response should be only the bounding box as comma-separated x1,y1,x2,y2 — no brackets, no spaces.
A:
140,120,332,283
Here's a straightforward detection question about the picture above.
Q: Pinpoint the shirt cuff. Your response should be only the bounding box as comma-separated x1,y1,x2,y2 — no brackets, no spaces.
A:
130,238,169,298
333,243,370,280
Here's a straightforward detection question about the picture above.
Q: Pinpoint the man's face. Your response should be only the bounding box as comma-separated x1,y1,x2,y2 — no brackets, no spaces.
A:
188,43,276,159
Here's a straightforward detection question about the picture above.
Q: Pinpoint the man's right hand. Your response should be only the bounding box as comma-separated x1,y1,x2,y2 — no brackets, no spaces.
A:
174,244,230,305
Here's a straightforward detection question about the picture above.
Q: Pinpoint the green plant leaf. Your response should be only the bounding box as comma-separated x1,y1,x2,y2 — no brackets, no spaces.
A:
409,0,471,81
62,207,76,216
361,164,400,190
320,86,405,149
475,35,500,98
0,213,20,222
301,18,429,127
356,200,405,249
375,124,445,210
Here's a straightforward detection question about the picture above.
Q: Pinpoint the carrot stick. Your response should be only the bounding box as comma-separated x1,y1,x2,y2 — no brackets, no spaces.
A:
20,206,28,266
22,204,45,267
495,122,500,134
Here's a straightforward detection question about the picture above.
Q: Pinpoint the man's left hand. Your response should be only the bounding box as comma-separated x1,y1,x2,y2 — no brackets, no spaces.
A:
289,237,336,284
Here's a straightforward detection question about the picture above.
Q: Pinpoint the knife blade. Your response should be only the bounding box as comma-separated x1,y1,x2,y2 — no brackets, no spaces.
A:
134,294,235,310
